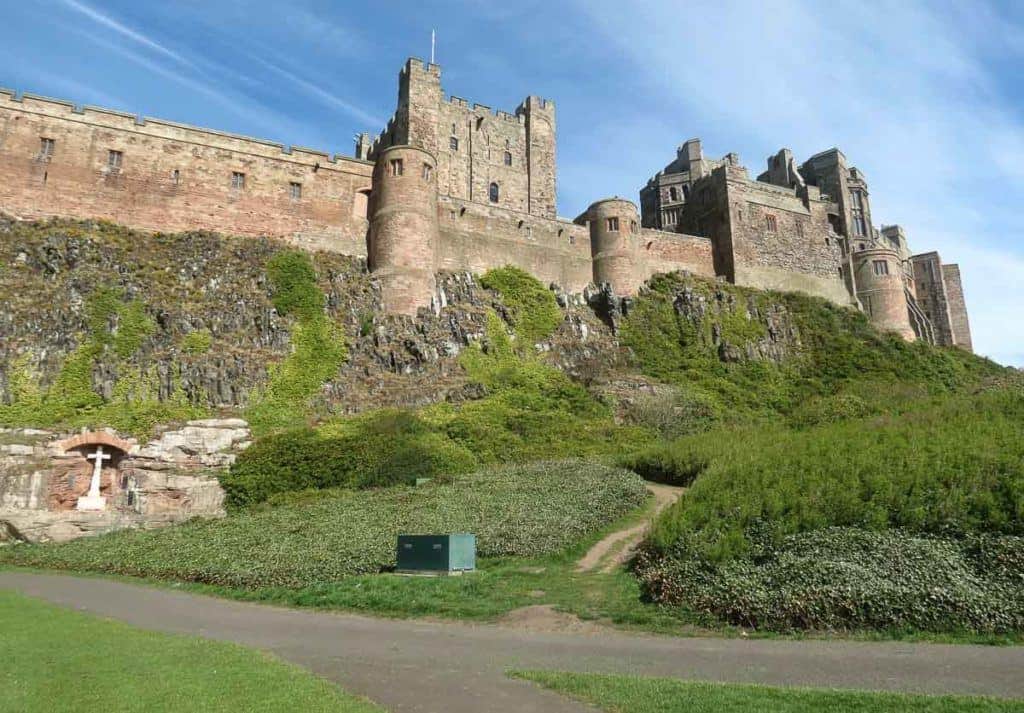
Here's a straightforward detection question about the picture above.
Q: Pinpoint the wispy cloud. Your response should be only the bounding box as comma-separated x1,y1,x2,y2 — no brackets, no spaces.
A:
568,0,1024,366
61,0,196,69
247,53,384,128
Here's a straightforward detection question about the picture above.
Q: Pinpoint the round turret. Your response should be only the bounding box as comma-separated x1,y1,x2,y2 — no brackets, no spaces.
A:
853,246,916,341
587,198,640,296
368,145,439,315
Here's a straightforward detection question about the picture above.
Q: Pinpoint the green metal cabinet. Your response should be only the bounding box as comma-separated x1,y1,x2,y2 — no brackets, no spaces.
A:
396,533,476,574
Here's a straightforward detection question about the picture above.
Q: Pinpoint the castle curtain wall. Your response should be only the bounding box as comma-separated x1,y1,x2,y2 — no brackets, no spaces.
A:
0,91,373,256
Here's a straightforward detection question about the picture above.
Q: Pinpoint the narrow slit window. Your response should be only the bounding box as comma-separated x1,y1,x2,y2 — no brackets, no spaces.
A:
489,182,499,203
450,136,459,151
503,151,512,166
289,182,302,200
107,150,123,170
172,169,180,186
765,214,778,232
422,163,433,181
231,172,246,190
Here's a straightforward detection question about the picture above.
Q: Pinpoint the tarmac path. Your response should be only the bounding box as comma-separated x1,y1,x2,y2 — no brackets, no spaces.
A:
2,571,1022,712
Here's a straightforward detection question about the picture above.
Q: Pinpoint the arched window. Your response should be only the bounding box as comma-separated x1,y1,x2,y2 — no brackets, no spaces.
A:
504,151,512,166
489,182,499,203
669,186,678,201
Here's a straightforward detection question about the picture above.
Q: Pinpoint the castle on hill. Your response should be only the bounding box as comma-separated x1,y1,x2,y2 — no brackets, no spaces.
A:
0,57,971,350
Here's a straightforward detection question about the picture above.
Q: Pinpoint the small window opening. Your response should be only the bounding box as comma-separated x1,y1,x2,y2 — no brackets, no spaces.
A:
669,186,678,201
107,150,123,170
172,169,180,186
39,137,55,160
450,136,459,151
630,220,638,234
505,139,510,149
503,151,512,166
231,171,246,190
422,163,433,181
682,184,690,200
765,214,778,232
389,159,404,177
607,216,619,232
489,182,499,203
872,259,889,276
289,182,302,200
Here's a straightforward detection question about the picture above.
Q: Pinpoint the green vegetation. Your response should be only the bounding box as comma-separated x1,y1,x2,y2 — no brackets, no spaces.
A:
180,328,213,355
0,590,382,713
480,265,562,344
512,671,1024,713
0,285,203,437
2,461,648,588
245,250,348,435
222,410,477,507
227,311,649,505
618,273,1002,427
630,388,1024,633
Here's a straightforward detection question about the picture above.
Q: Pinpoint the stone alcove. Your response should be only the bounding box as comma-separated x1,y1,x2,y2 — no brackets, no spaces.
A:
49,432,136,511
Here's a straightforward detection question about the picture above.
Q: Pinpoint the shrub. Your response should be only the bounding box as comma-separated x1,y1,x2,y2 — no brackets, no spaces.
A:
634,527,1024,633
643,388,1024,562
621,386,722,440
3,461,650,588
181,329,213,355
222,410,478,507
480,266,562,345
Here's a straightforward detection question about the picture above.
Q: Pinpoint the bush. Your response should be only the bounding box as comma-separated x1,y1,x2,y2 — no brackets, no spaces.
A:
634,527,1024,633
621,387,722,440
643,388,1024,562
3,461,650,588
222,410,478,507
480,266,562,345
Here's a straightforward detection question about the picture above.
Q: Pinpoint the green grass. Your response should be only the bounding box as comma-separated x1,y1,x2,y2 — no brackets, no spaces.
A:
479,265,562,345
638,388,1024,562
0,590,382,713
1,461,648,589
512,671,1024,712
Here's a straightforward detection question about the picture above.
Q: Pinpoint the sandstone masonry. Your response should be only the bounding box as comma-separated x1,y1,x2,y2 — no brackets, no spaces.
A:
0,56,971,348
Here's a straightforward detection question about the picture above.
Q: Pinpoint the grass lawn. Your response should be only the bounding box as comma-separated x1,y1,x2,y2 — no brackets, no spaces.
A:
512,671,1024,712
0,589,382,713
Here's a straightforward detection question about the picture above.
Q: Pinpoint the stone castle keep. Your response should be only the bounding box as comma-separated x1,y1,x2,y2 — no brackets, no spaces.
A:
0,57,971,349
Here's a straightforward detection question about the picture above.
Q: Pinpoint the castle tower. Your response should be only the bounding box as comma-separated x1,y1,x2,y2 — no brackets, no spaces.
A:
368,145,439,315
853,246,916,341
587,198,640,296
521,96,557,219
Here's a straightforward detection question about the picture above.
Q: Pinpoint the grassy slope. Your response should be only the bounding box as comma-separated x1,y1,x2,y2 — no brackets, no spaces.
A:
0,462,648,588
0,590,381,713
513,671,1024,713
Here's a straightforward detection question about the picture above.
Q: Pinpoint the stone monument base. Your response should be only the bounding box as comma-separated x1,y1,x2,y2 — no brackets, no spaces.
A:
75,495,107,511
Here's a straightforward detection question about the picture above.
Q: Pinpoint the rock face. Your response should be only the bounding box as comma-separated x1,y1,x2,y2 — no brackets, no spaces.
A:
0,420,249,544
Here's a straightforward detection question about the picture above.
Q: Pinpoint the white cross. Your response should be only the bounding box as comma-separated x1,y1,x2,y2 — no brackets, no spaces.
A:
85,445,112,500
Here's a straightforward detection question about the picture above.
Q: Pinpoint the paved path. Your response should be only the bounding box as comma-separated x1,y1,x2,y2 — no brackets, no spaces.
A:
2,572,1023,712
576,484,684,573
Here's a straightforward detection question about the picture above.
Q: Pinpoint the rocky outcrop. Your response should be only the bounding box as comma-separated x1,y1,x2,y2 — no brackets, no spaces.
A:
0,419,250,543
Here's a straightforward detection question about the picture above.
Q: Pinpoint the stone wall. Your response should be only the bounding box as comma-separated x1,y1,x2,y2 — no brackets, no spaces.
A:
681,164,850,304
941,264,972,351
373,59,556,219
0,420,248,543
913,252,956,347
0,90,373,255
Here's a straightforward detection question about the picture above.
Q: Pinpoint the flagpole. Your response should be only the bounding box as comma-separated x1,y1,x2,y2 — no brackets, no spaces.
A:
431,30,436,64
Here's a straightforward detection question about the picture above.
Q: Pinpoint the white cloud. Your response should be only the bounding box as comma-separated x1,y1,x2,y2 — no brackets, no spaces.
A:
569,0,1024,366
61,0,196,69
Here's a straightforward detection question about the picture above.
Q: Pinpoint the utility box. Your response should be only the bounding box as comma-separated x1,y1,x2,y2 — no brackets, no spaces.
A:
396,533,476,575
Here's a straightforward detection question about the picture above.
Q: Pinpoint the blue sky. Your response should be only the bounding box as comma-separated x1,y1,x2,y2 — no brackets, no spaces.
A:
3,0,1023,366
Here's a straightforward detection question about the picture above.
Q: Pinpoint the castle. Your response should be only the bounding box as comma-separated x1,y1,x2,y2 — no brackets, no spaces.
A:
0,57,971,350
